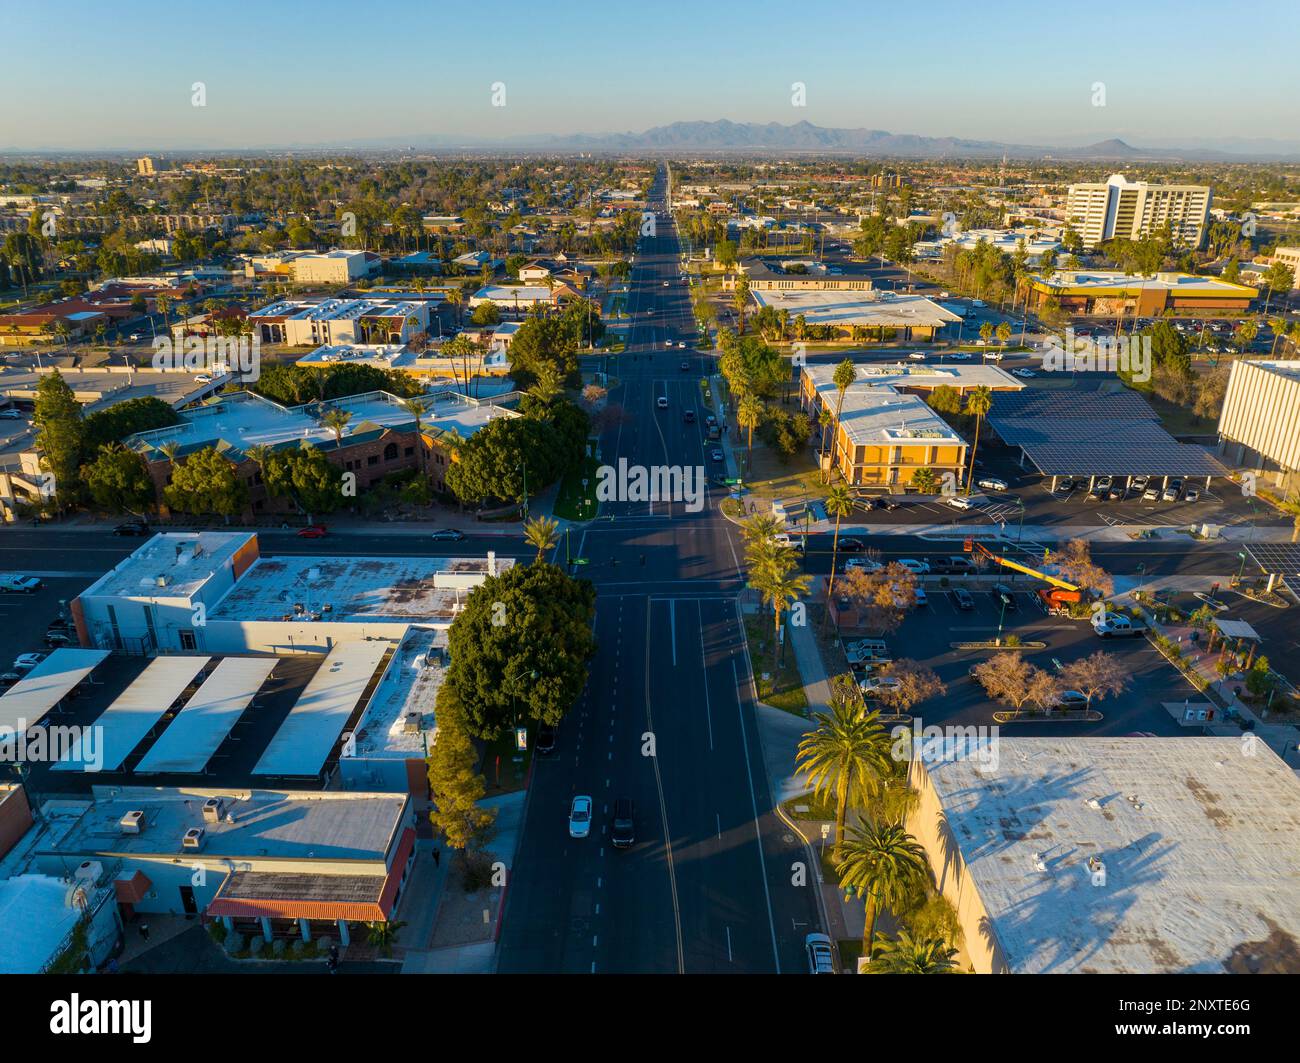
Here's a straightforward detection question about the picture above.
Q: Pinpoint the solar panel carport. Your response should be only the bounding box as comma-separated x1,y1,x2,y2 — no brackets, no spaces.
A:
53,655,210,772
134,656,278,774
0,649,110,734
252,641,390,778
985,389,1230,483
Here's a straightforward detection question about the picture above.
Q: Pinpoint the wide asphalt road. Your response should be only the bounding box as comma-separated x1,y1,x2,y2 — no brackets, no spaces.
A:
497,169,823,973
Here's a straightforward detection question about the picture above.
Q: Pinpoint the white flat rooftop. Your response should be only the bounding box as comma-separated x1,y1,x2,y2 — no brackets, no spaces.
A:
470,285,554,304
1034,270,1256,295
210,553,514,623
295,343,414,370
750,288,962,329
134,657,278,774
253,642,391,777
46,787,406,862
0,649,111,733
54,655,211,772
351,627,444,759
79,532,253,601
919,735,1300,973
0,875,86,974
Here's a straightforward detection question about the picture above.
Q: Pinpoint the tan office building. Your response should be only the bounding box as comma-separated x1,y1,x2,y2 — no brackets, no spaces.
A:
1065,173,1211,249
1272,246,1300,288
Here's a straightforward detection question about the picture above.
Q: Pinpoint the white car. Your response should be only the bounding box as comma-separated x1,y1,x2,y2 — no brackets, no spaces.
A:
568,795,593,839
977,477,1009,492
664,339,673,348
896,559,930,574
908,351,926,361
677,341,686,349
1183,487,1200,503
1142,486,1159,501
13,652,48,673
944,495,974,510
859,675,902,698
662,280,670,287
844,557,882,573
1012,368,1037,378
948,352,972,361
984,350,1005,362
656,396,668,409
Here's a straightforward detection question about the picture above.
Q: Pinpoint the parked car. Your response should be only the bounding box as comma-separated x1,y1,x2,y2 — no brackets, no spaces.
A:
951,588,975,610
913,586,929,607
844,557,882,573
896,559,930,574
977,477,1008,492
1161,480,1182,502
297,524,328,538
945,495,974,511
1183,487,1200,503
859,675,902,698
1055,690,1089,708
43,631,75,648
112,521,151,537
0,408,22,420
805,933,836,974
991,584,1017,611
568,795,593,839
711,448,724,462
0,672,21,689
13,652,48,673
1131,475,1149,493
1107,482,1126,501
1143,485,1160,501
0,574,42,594
611,797,635,849
837,538,865,552
430,529,466,542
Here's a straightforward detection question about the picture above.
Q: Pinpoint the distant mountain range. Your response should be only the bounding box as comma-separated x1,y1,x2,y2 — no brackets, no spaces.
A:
10,120,1300,161
527,122,1300,161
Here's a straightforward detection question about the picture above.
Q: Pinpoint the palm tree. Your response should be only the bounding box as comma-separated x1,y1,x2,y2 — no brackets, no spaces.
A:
835,821,928,959
401,399,427,471
829,358,856,482
824,484,854,601
750,557,811,674
445,287,464,325
796,699,892,849
962,386,992,496
365,919,406,958
732,277,750,334
866,930,958,974
737,395,763,459
320,406,352,446
817,407,833,474
523,516,559,562
528,362,564,406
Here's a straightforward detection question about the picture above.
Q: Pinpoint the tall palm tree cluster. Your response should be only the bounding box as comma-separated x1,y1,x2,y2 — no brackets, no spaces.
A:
739,514,811,679
795,676,960,973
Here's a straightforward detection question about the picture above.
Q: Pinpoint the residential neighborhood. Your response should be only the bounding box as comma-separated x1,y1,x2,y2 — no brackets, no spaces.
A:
0,0,1297,1044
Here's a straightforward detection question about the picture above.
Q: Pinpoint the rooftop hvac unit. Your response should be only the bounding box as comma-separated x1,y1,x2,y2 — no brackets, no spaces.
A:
182,827,205,850
202,797,224,823
403,712,422,735
119,809,145,835
74,860,104,887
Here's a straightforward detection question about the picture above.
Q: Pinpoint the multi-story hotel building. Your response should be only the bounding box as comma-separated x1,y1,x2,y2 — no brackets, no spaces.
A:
1065,173,1211,249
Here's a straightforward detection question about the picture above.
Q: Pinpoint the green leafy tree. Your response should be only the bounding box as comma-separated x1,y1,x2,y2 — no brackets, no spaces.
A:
162,446,248,519
446,563,597,738
80,443,155,515
446,417,566,506
426,683,498,849
262,443,344,523
33,369,85,507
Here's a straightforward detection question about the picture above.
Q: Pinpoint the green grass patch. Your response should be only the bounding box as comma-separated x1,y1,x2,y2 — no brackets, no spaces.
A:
744,615,808,715
782,791,836,821
553,456,601,521
481,728,533,795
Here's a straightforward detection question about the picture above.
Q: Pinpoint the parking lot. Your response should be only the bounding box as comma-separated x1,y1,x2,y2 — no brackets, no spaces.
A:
832,574,1200,737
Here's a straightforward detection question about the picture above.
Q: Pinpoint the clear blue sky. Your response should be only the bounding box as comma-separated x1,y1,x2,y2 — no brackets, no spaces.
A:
4,0,1298,151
